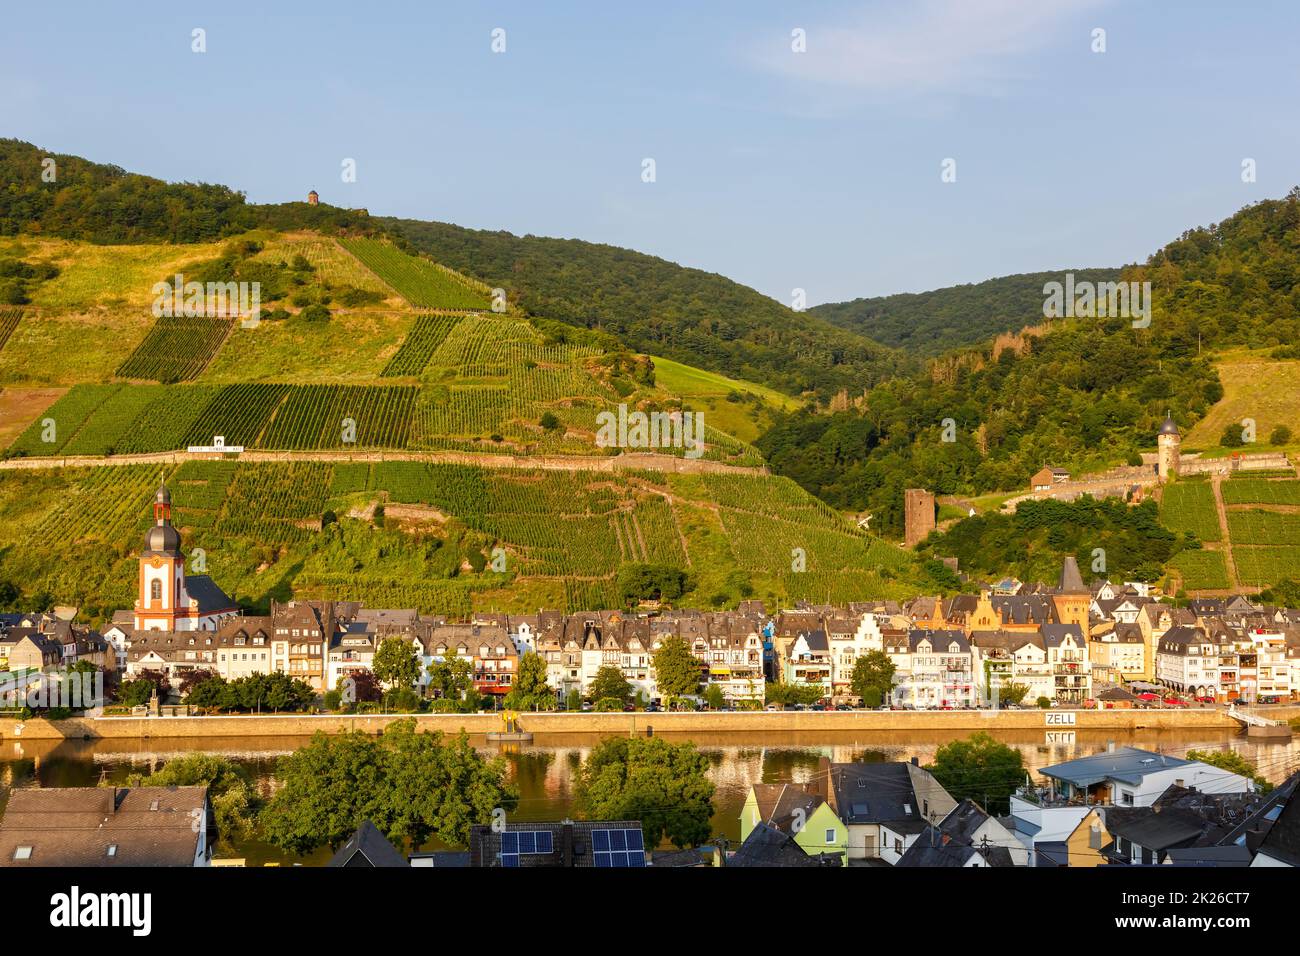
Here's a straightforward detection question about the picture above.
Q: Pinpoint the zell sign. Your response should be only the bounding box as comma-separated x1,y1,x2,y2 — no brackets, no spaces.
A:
1045,711,1077,726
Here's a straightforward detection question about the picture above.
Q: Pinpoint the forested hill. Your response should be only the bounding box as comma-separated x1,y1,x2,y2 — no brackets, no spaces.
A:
810,268,1121,353
758,189,1300,534
379,216,904,400
0,138,367,243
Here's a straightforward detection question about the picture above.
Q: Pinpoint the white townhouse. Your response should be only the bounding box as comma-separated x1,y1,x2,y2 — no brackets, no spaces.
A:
1155,625,1220,698
828,611,887,699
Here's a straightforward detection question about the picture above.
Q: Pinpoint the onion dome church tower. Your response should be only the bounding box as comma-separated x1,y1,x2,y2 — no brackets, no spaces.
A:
1157,414,1181,482
133,484,238,632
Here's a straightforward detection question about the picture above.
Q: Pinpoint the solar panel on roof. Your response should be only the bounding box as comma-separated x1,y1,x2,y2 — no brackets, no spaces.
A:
591,829,646,867
502,832,518,853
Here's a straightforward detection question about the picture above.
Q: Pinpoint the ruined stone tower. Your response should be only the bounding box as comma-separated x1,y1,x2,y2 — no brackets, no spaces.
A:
904,489,936,547
1157,414,1180,482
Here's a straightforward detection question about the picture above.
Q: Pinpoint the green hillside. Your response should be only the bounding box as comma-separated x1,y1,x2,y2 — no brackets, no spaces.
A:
758,189,1300,535
379,216,902,400
0,461,920,623
810,268,1121,353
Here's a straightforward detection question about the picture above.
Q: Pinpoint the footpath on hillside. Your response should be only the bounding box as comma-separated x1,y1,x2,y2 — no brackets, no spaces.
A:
0,448,769,477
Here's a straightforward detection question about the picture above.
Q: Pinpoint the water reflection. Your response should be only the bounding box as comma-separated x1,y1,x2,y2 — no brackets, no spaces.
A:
1,729,1294,866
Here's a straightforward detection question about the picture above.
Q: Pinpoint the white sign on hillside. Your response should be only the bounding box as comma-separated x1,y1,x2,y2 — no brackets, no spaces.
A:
187,435,244,454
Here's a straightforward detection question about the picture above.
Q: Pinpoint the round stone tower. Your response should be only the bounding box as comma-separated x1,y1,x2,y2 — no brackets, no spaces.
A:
1157,414,1180,481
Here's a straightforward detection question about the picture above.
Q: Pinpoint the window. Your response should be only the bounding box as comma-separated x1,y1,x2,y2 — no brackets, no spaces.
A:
13,846,32,861
106,845,118,857
825,828,836,844
150,580,162,601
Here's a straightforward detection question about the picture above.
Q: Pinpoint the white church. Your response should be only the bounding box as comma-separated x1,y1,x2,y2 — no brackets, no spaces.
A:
132,484,239,632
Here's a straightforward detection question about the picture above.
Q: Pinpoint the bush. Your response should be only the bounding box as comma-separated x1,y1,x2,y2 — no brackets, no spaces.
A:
1270,425,1293,446
298,303,331,323
594,697,624,712
1036,696,1052,709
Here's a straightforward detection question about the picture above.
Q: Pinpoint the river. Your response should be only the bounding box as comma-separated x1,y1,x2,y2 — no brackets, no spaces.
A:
2,728,1296,865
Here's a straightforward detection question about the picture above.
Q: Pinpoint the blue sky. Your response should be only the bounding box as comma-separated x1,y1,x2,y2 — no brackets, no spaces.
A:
4,0,1299,305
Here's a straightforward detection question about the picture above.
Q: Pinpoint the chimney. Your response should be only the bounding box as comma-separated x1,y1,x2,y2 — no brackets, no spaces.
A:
910,756,919,767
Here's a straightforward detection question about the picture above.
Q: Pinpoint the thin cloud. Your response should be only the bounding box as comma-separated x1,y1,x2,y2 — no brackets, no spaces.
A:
754,0,1109,96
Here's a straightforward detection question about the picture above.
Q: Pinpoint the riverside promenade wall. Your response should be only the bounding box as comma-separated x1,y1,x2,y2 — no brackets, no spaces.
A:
3,706,1297,741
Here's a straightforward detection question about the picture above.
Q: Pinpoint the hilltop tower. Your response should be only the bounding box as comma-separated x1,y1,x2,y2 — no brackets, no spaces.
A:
904,489,936,547
1157,414,1180,482
307,189,319,206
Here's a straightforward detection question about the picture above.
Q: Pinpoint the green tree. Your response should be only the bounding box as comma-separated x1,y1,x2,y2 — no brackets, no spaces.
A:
651,636,700,705
849,650,896,704
1270,424,1293,445
704,684,725,710
427,655,474,706
118,753,257,851
999,682,1031,706
575,737,715,848
373,637,421,691
503,651,555,711
565,688,582,712
926,732,1025,814
261,721,517,854
764,681,825,707
589,665,632,706
1186,749,1274,794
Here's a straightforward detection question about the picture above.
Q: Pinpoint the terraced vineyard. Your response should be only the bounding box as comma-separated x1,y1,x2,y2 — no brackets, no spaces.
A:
1168,550,1231,590
381,314,462,376
116,316,233,382
0,458,922,618
1233,547,1300,587
1221,478,1300,506
260,384,418,450
1227,509,1300,546
340,237,491,310
0,309,21,350
252,235,393,295
1160,481,1222,542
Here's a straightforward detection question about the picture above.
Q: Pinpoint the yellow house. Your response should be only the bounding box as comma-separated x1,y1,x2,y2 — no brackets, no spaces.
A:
1037,808,1111,867
739,783,847,865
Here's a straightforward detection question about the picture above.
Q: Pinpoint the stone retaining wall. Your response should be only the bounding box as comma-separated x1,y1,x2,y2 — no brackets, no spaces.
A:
3,705,1295,741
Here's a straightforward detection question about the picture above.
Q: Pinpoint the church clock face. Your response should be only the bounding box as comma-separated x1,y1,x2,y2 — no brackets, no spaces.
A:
150,557,164,569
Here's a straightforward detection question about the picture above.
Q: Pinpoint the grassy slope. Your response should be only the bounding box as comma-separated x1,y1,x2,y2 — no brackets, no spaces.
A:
649,355,802,444
1184,348,1300,457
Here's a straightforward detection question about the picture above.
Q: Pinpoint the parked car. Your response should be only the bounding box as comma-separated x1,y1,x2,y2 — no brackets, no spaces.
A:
644,703,660,713
834,704,853,711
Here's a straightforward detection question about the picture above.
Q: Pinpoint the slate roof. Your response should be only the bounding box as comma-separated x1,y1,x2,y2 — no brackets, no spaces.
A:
728,823,823,867
750,783,829,836
1255,785,1300,866
827,763,933,826
1040,747,1191,788
1059,557,1087,594
182,575,237,614
328,820,408,867
895,826,980,867
0,786,208,867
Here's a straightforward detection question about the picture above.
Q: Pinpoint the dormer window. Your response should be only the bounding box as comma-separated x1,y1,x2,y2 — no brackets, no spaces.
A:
13,846,32,861
106,845,118,857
